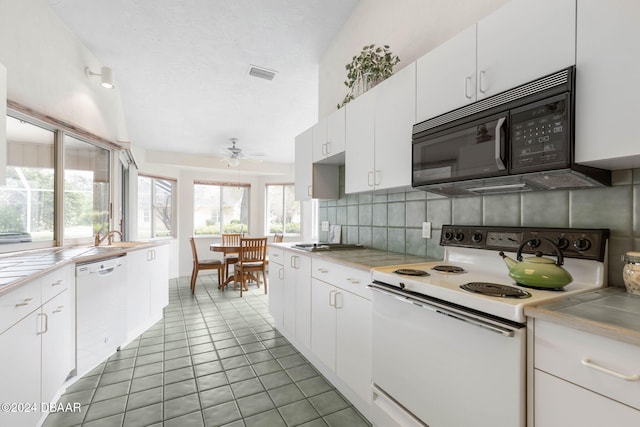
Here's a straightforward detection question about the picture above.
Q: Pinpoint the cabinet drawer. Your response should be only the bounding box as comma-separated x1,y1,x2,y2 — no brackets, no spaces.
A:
0,279,41,334
534,319,640,410
312,258,371,300
41,265,72,303
268,247,284,265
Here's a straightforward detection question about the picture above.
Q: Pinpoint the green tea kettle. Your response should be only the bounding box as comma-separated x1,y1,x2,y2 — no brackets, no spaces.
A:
499,237,573,289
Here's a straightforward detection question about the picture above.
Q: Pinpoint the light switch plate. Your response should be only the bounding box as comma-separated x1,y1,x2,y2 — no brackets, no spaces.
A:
321,221,330,232
422,222,431,239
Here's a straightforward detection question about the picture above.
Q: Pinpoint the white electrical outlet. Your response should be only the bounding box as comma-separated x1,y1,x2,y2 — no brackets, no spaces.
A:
422,222,432,239
321,221,330,232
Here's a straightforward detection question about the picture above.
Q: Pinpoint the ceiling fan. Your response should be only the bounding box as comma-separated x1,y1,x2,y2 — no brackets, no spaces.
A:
220,138,264,167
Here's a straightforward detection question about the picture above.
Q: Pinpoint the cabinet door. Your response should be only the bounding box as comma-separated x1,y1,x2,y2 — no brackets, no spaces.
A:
0,311,41,427
150,246,170,315
374,63,416,191
294,127,313,201
42,289,74,405
416,24,477,121
311,278,337,372
326,107,346,157
575,0,640,168
282,252,297,336
336,290,371,404
535,370,640,426
268,261,284,329
476,0,576,99
294,254,312,350
345,88,375,194
0,63,6,184
125,249,151,341
312,117,328,163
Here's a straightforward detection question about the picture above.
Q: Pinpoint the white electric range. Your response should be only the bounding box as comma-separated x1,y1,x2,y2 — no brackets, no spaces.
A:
369,225,609,427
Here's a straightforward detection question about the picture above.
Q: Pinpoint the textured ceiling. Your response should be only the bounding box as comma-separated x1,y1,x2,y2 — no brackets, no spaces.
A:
47,0,359,165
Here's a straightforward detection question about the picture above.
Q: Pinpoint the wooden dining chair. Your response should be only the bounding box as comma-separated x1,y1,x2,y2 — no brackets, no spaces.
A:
221,233,241,281
273,233,284,243
233,237,268,297
189,236,223,294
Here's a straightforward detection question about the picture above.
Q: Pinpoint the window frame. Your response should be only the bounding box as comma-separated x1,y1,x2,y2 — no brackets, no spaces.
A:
193,180,251,236
264,183,301,237
137,173,177,239
1,102,118,253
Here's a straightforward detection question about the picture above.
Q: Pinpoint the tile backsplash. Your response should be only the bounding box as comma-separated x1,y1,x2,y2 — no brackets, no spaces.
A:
318,167,640,286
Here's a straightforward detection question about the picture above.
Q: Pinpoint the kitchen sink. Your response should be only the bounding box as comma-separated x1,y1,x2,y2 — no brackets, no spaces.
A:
105,241,147,248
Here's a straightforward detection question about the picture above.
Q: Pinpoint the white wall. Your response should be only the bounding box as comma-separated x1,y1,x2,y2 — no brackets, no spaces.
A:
0,0,128,142
318,0,509,117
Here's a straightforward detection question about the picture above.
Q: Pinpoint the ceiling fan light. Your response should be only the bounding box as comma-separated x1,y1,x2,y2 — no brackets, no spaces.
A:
227,157,241,167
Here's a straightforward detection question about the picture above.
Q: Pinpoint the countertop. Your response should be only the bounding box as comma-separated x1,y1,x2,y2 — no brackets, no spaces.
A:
271,243,434,271
525,287,640,346
0,241,168,297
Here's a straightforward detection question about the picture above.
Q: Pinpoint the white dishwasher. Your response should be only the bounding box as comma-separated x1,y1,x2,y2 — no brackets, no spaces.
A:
76,254,127,376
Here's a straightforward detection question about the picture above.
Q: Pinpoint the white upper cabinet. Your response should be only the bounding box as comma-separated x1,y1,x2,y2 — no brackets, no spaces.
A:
476,0,576,100
416,25,476,121
574,0,640,169
312,107,346,163
374,63,416,191
345,88,376,194
296,124,340,201
345,63,415,194
416,0,576,123
0,63,6,185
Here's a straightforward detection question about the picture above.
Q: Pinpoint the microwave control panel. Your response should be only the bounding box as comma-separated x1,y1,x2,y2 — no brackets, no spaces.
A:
510,93,570,171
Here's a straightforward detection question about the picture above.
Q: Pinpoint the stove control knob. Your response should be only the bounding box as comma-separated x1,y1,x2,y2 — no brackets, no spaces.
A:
443,231,454,241
553,237,570,250
526,238,541,249
399,282,406,289
471,233,483,243
454,232,465,242
574,238,591,251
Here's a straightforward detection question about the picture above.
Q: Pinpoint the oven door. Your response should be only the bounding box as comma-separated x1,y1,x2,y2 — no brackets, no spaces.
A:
370,284,526,427
412,113,508,187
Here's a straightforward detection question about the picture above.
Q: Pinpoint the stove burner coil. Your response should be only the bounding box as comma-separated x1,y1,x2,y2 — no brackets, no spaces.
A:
460,282,531,298
432,265,466,273
393,268,430,276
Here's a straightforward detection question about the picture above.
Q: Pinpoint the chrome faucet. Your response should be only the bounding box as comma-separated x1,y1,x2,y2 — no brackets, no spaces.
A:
94,229,123,246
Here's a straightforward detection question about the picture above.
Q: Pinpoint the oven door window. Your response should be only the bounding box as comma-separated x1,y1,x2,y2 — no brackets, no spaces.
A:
412,114,507,186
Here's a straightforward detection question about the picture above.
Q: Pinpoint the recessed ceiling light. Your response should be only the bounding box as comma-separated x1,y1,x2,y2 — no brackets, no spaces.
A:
248,65,277,81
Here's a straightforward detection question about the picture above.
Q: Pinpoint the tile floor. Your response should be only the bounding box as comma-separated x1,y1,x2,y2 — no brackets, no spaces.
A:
43,275,371,427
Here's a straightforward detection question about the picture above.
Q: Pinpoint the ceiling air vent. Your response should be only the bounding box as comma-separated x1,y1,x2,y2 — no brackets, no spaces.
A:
248,65,276,81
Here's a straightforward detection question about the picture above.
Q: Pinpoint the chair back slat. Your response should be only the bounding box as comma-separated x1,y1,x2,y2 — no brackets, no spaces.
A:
239,237,267,263
222,233,241,246
273,233,284,243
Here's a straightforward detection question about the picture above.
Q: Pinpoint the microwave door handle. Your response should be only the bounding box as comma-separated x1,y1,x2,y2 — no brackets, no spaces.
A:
495,117,507,171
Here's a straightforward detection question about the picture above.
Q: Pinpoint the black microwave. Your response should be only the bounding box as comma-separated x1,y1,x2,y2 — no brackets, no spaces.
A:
411,67,610,196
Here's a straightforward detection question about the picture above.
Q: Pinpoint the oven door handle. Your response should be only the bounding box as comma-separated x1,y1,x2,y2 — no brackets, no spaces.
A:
495,117,506,171
369,284,515,337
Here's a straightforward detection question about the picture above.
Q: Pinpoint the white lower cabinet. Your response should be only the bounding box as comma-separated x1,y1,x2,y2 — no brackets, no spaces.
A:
283,251,311,350
267,247,285,329
310,259,372,417
532,319,640,426
126,245,170,343
0,265,74,427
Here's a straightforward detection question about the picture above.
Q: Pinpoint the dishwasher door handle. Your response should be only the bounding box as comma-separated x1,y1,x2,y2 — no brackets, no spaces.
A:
94,266,119,276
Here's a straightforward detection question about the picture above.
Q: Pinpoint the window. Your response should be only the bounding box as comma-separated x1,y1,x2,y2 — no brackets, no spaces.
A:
63,135,111,240
265,184,300,236
193,182,250,235
138,175,176,238
0,116,55,244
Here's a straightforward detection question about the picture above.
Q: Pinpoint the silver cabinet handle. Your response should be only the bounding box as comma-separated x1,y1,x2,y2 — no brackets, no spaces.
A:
37,313,48,335
346,278,361,284
278,268,284,280
15,298,33,307
317,268,328,273
329,289,337,307
374,170,380,186
478,70,487,93
325,141,331,155
367,171,374,187
464,75,473,99
51,279,64,287
307,185,312,196
52,305,64,314
494,117,507,171
334,291,343,309
581,359,640,381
